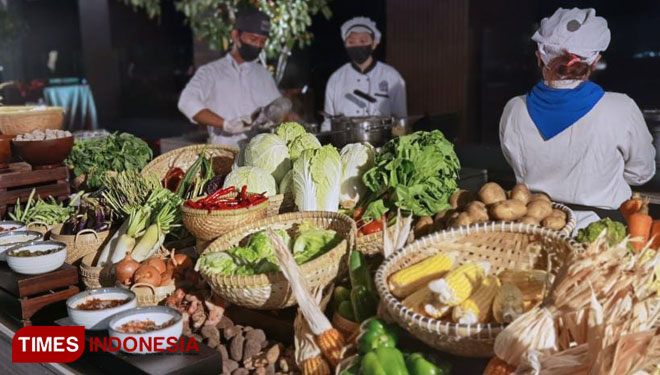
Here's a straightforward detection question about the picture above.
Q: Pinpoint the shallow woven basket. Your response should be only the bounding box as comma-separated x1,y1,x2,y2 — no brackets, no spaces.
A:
80,252,115,290
50,224,111,264
357,203,576,256
0,106,64,135
26,221,52,235
141,143,238,179
375,222,581,358
182,193,269,241
267,193,296,217
200,211,357,310
117,281,176,307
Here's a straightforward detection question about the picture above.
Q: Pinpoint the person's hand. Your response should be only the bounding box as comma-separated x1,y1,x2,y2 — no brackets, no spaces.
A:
223,116,252,134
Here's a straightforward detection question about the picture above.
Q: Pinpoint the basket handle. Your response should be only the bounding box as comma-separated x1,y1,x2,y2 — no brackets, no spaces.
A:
130,282,157,295
74,228,99,243
27,221,50,231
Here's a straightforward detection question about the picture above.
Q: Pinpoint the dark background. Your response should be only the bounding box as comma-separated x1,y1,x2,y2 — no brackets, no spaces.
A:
3,0,660,145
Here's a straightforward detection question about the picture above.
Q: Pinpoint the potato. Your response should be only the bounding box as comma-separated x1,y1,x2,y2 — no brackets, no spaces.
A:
414,216,434,238
527,200,553,220
478,183,507,205
542,216,566,230
465,201,489,223
531,193,551,203
549,209,567,220
519,216,540,225
510,183,532,205
449,212,473,228
490,199,528,221
449,189,476,210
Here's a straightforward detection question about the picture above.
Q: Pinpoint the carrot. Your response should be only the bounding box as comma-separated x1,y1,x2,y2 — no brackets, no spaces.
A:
628,206,653,252
620,193,645,224
650,220,660,250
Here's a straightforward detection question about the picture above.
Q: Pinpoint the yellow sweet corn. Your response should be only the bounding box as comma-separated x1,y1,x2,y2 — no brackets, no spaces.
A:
452,275,500,324
302,356,331,375
424,300,451,319
388,252,458,298
498,269,551,300
428,261,491,306
492,283,525,324
402,286,433,315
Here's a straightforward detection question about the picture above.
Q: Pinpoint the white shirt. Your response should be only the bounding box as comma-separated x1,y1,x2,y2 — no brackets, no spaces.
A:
500,82,656,229
323,61,407,131
178,54,281,147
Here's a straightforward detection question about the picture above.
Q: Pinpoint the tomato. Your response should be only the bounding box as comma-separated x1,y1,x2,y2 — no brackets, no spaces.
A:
361,216,384,235
353,207,366,221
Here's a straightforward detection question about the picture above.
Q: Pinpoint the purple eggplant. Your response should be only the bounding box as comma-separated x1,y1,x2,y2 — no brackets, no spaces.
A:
61,218,76,235
93,222,109,232
75,214,87,234
95,208,105,225
205,175,225,196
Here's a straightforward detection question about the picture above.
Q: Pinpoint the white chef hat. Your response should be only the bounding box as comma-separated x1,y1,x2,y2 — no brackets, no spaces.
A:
341,17,381,44
532,8,611,65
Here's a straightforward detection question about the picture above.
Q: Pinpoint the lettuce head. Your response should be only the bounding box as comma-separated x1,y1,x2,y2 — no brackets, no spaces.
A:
275,122,307,145
288,133,321,160
223,166,277,196
292,145,342,212
244,133,291,184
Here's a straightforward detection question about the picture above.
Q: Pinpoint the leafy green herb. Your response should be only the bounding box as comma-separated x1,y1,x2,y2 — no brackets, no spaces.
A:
362,131,460,219
65,133,152,190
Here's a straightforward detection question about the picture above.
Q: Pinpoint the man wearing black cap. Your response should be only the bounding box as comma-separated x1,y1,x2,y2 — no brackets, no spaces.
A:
178,8,282,146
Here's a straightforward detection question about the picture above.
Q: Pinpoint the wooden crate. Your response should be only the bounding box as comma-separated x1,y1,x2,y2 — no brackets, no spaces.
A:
0,162,70,217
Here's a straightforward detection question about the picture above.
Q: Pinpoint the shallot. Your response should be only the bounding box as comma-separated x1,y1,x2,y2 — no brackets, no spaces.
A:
115,254,140,285
133,265,162,286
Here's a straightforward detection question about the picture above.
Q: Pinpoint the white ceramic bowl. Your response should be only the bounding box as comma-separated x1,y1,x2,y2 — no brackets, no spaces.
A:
108,306,183,354
0,221,26,233
66,288,137,330
0,230,43,261
6,240,66,275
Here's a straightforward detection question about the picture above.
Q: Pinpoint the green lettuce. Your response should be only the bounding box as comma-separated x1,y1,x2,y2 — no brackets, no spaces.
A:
194,252,237,274
362,131,460,218
223,166,277,196
292,145,342,212
576,218,627,246
288,133,321,160
293,228,341,264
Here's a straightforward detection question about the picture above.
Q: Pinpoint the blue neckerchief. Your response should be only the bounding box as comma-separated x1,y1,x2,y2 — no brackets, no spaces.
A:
526,80,604,140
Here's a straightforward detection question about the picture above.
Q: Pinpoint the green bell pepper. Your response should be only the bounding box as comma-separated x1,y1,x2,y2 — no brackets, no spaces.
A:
357,318,399,354
340,358,362,375
334,286,352,303
362,352,387,375
405,353,451,375
375,347,409,375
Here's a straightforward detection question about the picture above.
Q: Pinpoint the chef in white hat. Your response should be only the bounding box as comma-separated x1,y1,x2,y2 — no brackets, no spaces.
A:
499,8,655,229
322,17,407,131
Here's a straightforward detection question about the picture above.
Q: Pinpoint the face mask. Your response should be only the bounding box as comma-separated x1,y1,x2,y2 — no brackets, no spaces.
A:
237,40,262,62
346,45,372,64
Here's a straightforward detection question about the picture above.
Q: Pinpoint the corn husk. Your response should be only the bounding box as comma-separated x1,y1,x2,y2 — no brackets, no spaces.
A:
382,209,413,259
295,286,332,365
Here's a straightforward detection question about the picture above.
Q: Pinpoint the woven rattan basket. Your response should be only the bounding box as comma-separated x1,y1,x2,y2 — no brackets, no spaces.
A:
375,222,581,358
116,281,176,307
80,252,115,290
50,224,111,264
0,106,64,135
267,192,296,217
199,211,357,310
182,193,269,241
357,202,576,256
141,144,238,179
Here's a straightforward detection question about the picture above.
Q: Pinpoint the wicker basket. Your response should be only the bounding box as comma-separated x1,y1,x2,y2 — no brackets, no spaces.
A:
200,211,357,310
332,312,360,340
375,222,581,358
50,224,111,264
25,221,52,235
267,193,296,217
182,193,269,241
141,144,238,179
80,252,115,290
117,281,176,307
357,203,576,256
0,106,64,135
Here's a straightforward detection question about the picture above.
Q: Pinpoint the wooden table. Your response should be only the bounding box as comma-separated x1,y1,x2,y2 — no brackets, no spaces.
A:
0,162,70,217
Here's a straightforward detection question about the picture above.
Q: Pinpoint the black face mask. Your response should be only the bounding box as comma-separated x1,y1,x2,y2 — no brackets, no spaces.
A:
346,45,372,64
237,40,262,62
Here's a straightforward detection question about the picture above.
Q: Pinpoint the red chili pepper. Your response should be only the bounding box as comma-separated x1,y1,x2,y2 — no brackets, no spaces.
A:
205,186,236,202
250,197,268,206
241,185,247,202
353,207,366,221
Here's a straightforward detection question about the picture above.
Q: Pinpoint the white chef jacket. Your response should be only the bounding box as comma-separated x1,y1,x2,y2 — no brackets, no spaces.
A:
500,81,656,229
178,54,281,147
323,61,407,132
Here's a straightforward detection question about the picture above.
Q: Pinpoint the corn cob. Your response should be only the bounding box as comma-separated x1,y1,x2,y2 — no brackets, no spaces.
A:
452,275,500,324
402,286,433,314
428,261,491,306
483,356,517,375
498,269,551,300
523,299,541,312
315,328,344,368
388,252,458,298
302,356,331,375
492,283,525,324
424,300,451,319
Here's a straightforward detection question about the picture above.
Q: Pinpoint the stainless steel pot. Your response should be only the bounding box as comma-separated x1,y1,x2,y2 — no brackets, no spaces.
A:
329,116,393,147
